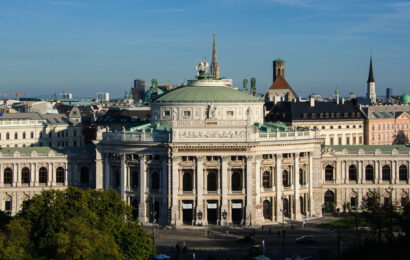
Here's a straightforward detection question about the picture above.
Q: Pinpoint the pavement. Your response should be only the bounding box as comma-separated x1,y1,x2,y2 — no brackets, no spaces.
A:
145,216,350,259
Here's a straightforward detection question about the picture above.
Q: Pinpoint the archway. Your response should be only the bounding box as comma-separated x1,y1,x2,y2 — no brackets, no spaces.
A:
183,170,193,191
349,165,357,181
231,170,242,191
382,165,391,181
263,200,272,220
21,167,30,184
324,190,335,213
207,170,218,191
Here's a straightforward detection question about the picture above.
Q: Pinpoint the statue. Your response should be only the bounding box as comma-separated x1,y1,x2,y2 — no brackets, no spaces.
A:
196,60,209,76
207,104,217,119
250,77,256,96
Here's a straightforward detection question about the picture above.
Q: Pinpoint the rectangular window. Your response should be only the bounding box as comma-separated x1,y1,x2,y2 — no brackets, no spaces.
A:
5,201,11,212
227,111,234,116
183,111,191,117
164,110,170,116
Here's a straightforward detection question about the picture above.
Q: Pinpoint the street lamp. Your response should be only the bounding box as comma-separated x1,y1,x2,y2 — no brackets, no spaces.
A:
198,210,203,220
222,210,227,220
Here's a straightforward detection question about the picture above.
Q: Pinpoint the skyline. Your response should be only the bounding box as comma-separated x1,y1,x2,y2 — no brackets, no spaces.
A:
1,0,410,98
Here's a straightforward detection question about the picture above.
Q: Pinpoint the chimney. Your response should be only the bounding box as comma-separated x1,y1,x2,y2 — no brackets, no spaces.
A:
310,97,315,107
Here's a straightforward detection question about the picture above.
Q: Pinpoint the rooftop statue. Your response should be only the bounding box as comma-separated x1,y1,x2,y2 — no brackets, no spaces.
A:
196,60,209,76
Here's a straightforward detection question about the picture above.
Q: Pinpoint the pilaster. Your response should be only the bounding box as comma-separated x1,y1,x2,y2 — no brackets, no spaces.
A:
275,154,282,221
139,155,147,223
294,154,301,220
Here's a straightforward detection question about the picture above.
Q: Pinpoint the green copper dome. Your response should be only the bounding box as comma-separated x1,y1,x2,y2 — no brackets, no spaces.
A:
143,87,165,103
399,93,410,104
154,85,261,103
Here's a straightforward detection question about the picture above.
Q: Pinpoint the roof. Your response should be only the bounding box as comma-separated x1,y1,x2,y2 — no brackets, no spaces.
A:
267,77,297,97
154,85,261,103
0,112,43,120
323,145,410,153
400,93,410,103
266,100,363,122
0,145,95,155
362,104,410,120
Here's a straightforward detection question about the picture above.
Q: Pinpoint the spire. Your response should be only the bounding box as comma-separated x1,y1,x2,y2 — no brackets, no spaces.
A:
367,56,375,83
210,33,220,79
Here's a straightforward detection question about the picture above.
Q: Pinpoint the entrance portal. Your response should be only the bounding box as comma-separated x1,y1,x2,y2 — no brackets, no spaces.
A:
207,201,218,225
232,201,243,225
182,201,193,225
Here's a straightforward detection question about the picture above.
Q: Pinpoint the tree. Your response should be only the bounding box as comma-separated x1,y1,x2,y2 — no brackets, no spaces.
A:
2,187,155,259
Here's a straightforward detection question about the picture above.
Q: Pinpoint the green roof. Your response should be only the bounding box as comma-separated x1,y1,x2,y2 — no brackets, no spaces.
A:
154,86,261,103
254,122,291,132
400,93,410,103
323,145,410,152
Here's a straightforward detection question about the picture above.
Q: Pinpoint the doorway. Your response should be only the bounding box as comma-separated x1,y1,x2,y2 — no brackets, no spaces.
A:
207,201,218,225
182,201,193,225
232,201,243,225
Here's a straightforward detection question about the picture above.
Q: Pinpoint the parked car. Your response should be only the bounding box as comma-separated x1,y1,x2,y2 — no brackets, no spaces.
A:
296,235,315,244
236,235,255,244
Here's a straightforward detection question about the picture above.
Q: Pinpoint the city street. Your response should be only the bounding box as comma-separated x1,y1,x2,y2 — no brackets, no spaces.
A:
147,217,345,259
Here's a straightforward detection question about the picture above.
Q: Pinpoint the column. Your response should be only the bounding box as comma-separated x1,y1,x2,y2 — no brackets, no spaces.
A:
255,158,261,205
95,150,103,189
245,156,254,226
139,155,147,223
294,154,301,220
308,153,314,217
120,155,126,201
13,164,18,187
171,156,179,225
104,155,110,189
360,161,365,184
47,163,53,186
196,156,204,224
376,160,381,184
275,154,282,221
392,160,397,184
33,163,38,187
160,157,168,225
221,156,228,216
64,163,68,186
73,163,79,186
16,164,21,187
0,164,3,188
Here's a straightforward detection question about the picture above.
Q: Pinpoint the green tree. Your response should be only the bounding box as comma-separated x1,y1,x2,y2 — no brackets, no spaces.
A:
3,187,155,259
0,219,32,260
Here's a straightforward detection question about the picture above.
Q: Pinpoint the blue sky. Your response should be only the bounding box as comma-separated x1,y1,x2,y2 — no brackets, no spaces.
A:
1,0,409,98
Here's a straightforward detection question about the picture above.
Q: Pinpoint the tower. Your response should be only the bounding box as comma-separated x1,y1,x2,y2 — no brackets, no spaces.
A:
210,33,220,79
273,59,286,82
366,56,376,103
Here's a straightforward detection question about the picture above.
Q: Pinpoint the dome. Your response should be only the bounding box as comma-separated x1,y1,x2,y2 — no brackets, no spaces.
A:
154,85,260,103
143,87,165,103
399,93,410,104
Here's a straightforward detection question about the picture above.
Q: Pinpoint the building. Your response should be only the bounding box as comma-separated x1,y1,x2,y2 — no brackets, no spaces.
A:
97,92,110,103
0,111,83,149
131,79,145,102
361,104,410,145
266,99,365,145
265,59,297,102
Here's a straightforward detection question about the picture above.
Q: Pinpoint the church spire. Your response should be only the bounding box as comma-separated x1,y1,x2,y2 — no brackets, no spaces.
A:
367,56,375,83
210,33,220,79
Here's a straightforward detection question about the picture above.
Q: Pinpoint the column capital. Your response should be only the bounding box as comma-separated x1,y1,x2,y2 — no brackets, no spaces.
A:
276,154,283,160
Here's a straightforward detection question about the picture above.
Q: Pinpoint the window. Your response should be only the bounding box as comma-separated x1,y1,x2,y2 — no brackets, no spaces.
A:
207,170,218,191
325,165,334,181
21,167,30,184
56,167,65,183
183,111,191,117
227,111,234,116
399,165,408,181
80,167,89,184
23,132,26,139
114,169,120,187
365,165,374,181
231,170,243,191
299,169,305,185
151,171,160,190
39,167,48,184
49,132,52,138
30,132,34,138
346,137,350,144
350,197,357,208
14,132,18,139
163,110,170,116
349,165,357,181
182,170,193,191
73,130,77,137
4,168,12,184
131,169,138,188
382,165,391,181
282,170,290,187
263,171,271,188
5,201,11,215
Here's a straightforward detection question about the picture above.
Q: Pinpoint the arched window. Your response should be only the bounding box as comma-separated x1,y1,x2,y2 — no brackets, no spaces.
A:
382,165,391,181
282,170,290,187
263,171,271,188
365,165,374,181
114,169,120,187
299,169,305,185
22,132,26,139
30,132,34,138
324,190,335,213
4,168,12,184
349,165,357,181
151,171,160,190
399,165,408,181
131,169,138,188
263,200,272,220
207,170,217,191
231,170,242,191
80,167,89,184
182,170,193,191
56,167,65,183
6,132,10,140
14,132,18,139
325,165,334,181
21,167,30,184
39,167,48,184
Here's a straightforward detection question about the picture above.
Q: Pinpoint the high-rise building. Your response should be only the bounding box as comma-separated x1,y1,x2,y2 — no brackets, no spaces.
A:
97,92,109,102
131,79,145,102
386,88,393,99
